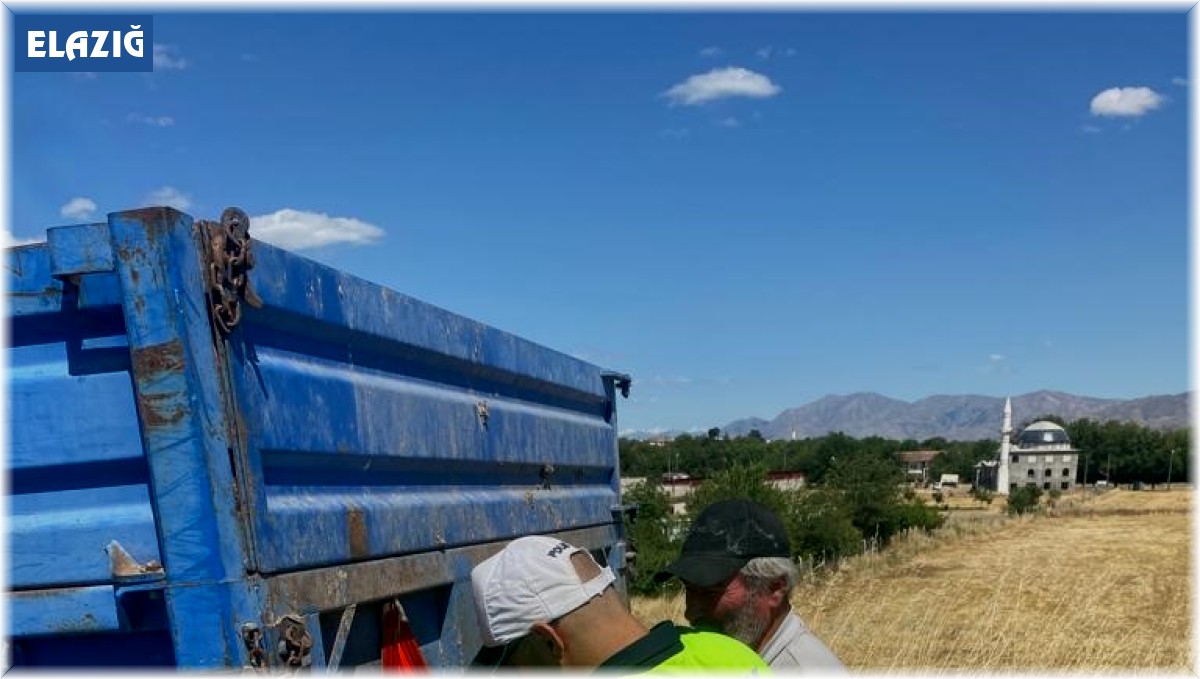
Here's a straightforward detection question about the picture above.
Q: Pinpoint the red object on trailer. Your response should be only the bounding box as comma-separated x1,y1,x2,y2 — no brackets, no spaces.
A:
382,601,428,671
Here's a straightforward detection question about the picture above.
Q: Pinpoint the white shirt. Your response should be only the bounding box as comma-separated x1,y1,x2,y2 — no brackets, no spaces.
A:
758,611,847,673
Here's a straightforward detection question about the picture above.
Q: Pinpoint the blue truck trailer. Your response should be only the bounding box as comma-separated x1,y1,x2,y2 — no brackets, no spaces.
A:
7,206,632,669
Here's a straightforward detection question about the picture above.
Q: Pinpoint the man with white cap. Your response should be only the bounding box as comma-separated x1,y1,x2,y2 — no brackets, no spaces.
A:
470,535,769,671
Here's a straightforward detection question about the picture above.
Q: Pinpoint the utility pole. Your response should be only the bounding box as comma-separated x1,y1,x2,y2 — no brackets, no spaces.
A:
1106,452,1112,485
1167,448,1175,490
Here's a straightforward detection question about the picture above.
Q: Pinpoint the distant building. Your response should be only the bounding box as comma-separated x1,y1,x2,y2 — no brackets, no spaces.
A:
897,450,943,484
765,470,807,492
975,398,1080,495
619,471,807,516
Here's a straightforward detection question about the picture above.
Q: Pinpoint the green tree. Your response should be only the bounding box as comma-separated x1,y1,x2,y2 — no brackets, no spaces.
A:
621,480,681,594
825,449,906,544
686,464,789,518
789,489,864,565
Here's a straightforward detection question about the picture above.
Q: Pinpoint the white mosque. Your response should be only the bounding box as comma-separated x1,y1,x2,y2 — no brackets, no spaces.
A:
975,398,1081,495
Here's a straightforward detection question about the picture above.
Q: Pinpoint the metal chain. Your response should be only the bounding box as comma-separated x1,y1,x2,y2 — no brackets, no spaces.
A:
276,616,313,669
204,207,263,336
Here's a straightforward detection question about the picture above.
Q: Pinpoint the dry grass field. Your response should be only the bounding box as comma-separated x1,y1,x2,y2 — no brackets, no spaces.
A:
631,488,1192,673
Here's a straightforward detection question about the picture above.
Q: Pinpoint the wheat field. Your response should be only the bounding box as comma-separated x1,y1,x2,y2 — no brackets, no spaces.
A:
631,489,1193,673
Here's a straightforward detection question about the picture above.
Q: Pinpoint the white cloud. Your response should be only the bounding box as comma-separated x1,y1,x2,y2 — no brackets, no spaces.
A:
250,208,384,250
153,44,188,71
144,186,193,211
127,113,175,127
1172,76,1187,87
989,354,1006,362
240,53,260,62
718,116,741,128
1081,124,1103,134
784,48,797,57
699,46,722,57
757,46,773,59
1089,86,1164,117
660,128,690,139
60,197,98,220
662,67,782,106
3,230,43,247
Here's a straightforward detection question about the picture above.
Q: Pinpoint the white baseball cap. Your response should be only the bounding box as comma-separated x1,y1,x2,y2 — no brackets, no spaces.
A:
471,535,617,647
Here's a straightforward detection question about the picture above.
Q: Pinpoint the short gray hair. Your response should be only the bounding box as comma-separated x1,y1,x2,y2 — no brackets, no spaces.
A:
739,556,799,593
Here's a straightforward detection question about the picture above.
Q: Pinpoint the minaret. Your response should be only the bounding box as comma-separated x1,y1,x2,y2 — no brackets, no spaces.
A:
996,397,1012,495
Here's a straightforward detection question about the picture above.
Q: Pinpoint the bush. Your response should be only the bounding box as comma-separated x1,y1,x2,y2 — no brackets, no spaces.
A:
893,499,945,532
1006,485,1043,516
621,480,682,595
788,489,864,565
970,486,995,505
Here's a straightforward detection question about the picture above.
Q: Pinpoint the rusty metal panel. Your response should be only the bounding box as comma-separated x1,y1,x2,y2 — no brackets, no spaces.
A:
106,208,266,668
47,222,115,277
225,239,625,575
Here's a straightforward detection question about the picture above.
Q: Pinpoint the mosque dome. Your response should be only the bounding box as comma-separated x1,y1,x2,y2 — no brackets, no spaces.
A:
1016,421,1071,448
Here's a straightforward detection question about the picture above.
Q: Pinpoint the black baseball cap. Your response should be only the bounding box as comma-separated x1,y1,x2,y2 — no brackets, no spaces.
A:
654,499,791,588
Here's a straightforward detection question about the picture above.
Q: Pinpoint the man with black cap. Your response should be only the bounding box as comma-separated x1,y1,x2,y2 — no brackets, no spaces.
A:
655,499,846,673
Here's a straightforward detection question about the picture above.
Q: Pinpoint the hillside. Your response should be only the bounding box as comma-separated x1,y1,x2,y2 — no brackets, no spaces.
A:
711,390,1190,441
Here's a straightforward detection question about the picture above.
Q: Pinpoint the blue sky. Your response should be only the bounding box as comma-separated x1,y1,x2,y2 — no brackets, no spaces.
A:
10,10,1190,435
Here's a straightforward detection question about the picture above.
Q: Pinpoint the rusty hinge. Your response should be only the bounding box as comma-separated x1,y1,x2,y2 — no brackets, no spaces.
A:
201,207,263,337
241,623,267,670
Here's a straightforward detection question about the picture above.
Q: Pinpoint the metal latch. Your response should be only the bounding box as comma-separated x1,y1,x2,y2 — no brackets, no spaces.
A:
602,371,632,398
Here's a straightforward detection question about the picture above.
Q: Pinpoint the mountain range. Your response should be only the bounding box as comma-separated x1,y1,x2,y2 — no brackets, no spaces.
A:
627,390,1191,442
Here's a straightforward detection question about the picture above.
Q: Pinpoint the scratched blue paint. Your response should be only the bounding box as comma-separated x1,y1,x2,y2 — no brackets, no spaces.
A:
9,486,159,588
7,208,627,669
106,208,268,667
9,361,140,468
9,585,121,635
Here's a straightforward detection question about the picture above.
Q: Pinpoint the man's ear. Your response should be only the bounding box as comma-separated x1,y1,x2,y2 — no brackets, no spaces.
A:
529,621,565,663
764,577,789,608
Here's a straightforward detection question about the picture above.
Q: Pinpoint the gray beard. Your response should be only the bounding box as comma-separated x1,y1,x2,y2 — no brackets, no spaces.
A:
722,604,769,649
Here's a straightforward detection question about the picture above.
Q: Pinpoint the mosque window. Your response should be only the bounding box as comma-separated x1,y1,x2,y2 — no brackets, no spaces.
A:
1062,468,1071,477
1027,469,1035,478
1044,468,1052,477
